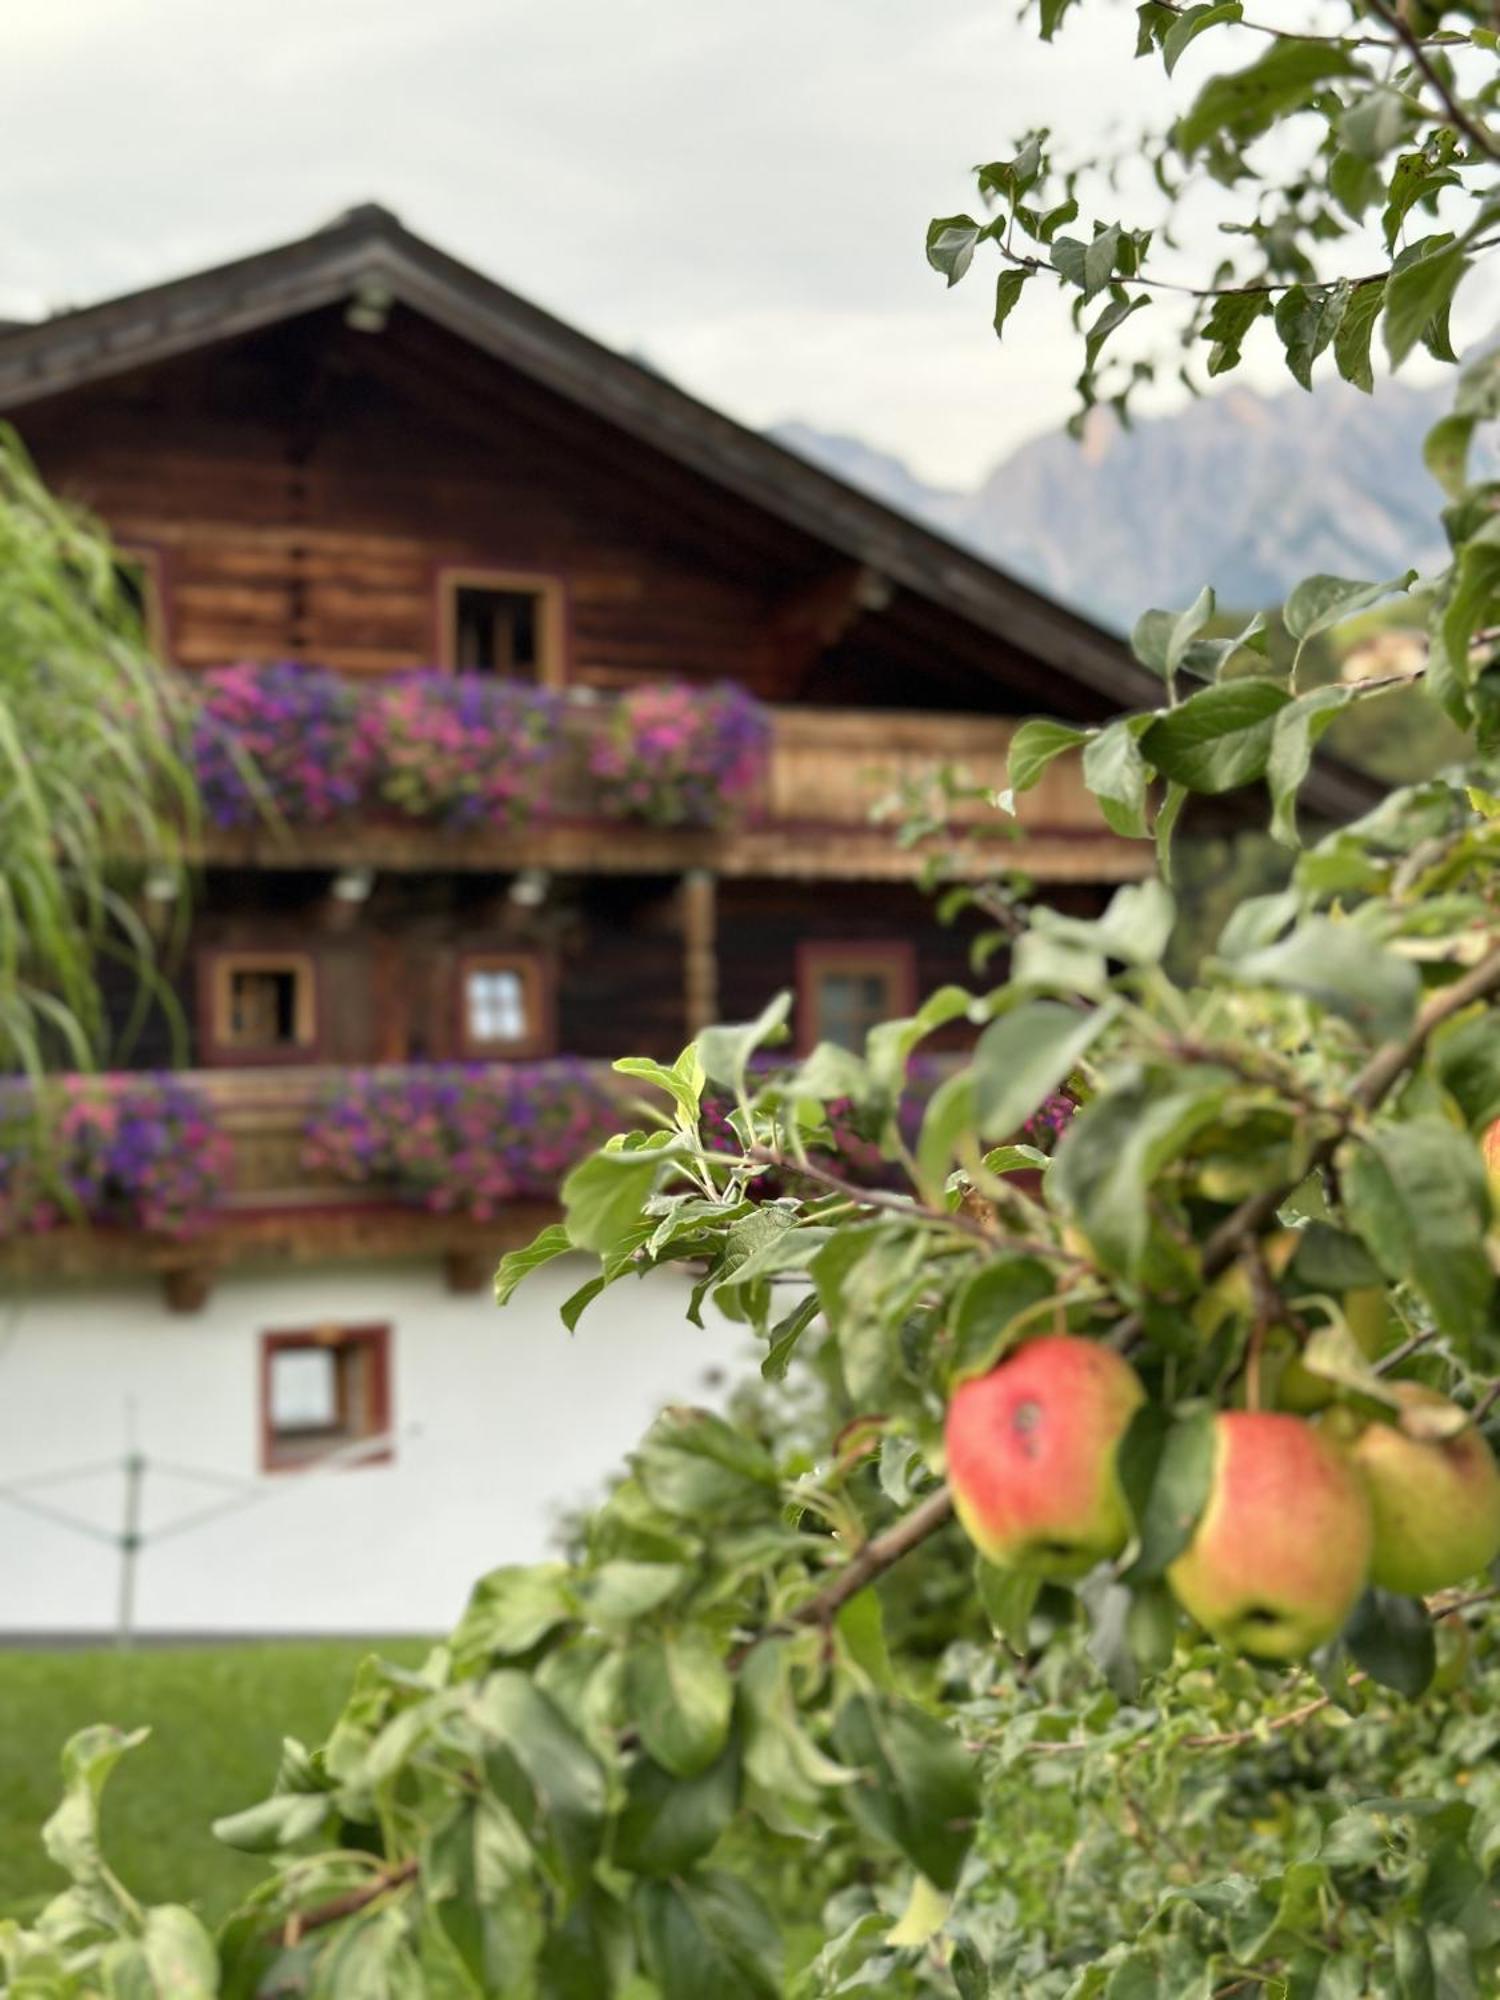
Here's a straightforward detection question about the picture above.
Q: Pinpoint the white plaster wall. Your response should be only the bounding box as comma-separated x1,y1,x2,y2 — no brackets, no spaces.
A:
0,1257,747,1636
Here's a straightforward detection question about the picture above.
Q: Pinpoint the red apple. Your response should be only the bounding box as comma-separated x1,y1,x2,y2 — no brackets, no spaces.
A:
1167,1412,1373,1660
945,1335,1145,1580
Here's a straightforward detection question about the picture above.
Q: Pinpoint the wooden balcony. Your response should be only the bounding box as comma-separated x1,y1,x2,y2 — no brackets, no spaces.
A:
0,1065,609,1307
196,703,1147,885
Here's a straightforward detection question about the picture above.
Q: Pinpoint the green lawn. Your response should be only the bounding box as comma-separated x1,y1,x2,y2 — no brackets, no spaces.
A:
0,1639,430,1922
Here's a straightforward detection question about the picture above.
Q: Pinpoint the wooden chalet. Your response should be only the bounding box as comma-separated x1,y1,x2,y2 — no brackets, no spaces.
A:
0,205,1381,1306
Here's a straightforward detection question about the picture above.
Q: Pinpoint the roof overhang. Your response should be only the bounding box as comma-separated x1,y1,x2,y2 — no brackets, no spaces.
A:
0,205,1382,826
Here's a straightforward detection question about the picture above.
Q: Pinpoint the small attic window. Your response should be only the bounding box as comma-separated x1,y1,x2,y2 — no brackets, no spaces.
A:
438,570,562,683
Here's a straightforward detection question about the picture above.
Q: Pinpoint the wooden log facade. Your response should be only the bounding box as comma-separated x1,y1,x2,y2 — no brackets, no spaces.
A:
0,209,1380,1299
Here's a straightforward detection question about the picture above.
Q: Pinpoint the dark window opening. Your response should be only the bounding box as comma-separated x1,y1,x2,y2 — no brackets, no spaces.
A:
229,968,298,1048
455,587,541,677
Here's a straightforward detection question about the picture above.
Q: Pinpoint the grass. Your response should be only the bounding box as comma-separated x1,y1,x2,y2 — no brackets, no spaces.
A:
0,1639,430,1923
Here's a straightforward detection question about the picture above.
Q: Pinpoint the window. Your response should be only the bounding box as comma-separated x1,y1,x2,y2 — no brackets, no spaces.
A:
202,951,318,1064
114,547,167,656
798,943,916,1054
437,569,563,684
456,952,552,1059
261,1324,391,1473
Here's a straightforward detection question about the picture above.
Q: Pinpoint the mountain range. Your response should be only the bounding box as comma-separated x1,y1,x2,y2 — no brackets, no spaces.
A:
773,378,1454,635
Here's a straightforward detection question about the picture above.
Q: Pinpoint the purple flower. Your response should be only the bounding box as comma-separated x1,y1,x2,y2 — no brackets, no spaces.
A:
302,1063,619,1218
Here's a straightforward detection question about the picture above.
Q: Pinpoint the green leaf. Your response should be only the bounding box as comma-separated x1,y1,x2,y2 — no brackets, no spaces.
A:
1120,1408,1216,1580
926,214,983,287
614,1743,741,1876
635,1408,777,1519
1266,683,1353,846
1339,83,1411,160
138,1906,219,1996
948,1255,1057,1380
582,1560,691,1626
494,1222,574,1308
471,1671,607,1882
1434,1011,1500,1128
698,992,792,1096
1177,41,1361,155
975,1559,1040,1648
43,1725,150,1884
1274,281,1349,392
972,998,1111,1138
615,1045,704,1129
915,1067,976,1206
626,1630,734,1779
451,1564,577,1660
1140,679,1289,793
1333,278,1385,392
561,1136,689,1254
737,1641,852,1811
1425,411,1477,502
212,1786,333,1853
634,1871,782,2000
1283,570,1416,644
1343,1588,1437,1696
1234,917,1420,1042
1009,717,1087,792
832,1695,980,1892
1384,243,1469,369
1083,222,1123,302
1083,716,1152,836
993,267,1031,338
760,1291,821,1382
1343,1118,1493,1337
1051,1069,1230,1278
1161,0,1242,74
1200,290,1271,377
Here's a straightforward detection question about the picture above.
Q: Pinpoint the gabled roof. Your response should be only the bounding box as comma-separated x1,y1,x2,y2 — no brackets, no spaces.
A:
0,204,1379,822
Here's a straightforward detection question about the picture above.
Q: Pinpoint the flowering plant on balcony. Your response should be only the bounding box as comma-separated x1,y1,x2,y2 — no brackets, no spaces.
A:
191,662,377,828
302,1061,619,1220
0,1074,230,1238
588,680,770,829
370,673,563,829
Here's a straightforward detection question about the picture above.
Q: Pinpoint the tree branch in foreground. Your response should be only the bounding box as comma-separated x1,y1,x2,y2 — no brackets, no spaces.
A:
1111,939,1500,1349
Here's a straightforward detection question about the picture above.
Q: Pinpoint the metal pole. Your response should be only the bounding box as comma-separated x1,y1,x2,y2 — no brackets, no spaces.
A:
117,1400,144,1650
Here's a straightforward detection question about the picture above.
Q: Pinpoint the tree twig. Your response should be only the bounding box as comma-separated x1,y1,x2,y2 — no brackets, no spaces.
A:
1364,0,1500,159
281,1858,419,1946
1111,939,1500,1349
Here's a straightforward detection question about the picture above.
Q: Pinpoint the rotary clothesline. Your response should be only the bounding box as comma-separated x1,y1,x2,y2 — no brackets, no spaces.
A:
0,1423,412,1643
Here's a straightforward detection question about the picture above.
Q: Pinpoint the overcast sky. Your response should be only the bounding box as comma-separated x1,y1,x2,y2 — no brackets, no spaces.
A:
0,0,1458,487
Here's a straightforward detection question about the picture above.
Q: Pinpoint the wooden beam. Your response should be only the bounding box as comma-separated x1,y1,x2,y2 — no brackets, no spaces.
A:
681,869,718,1037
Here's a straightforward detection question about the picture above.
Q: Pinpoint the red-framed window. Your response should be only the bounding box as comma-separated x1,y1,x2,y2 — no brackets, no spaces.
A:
260,1323,392,1474
796,941,917,1054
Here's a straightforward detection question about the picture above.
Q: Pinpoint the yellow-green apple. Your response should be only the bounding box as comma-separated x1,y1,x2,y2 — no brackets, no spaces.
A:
1347,1383,1500,1597
1167,1413,1373,1660
1273,1287,1393,1414
945,1335,1145,1580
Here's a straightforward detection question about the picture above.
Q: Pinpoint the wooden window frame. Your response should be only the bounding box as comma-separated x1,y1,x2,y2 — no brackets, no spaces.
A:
796,941,917,1055
434,566,568,686
260,1323,392,1475
453,950,555,1060
115,543,170,660
198,949,321,1068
